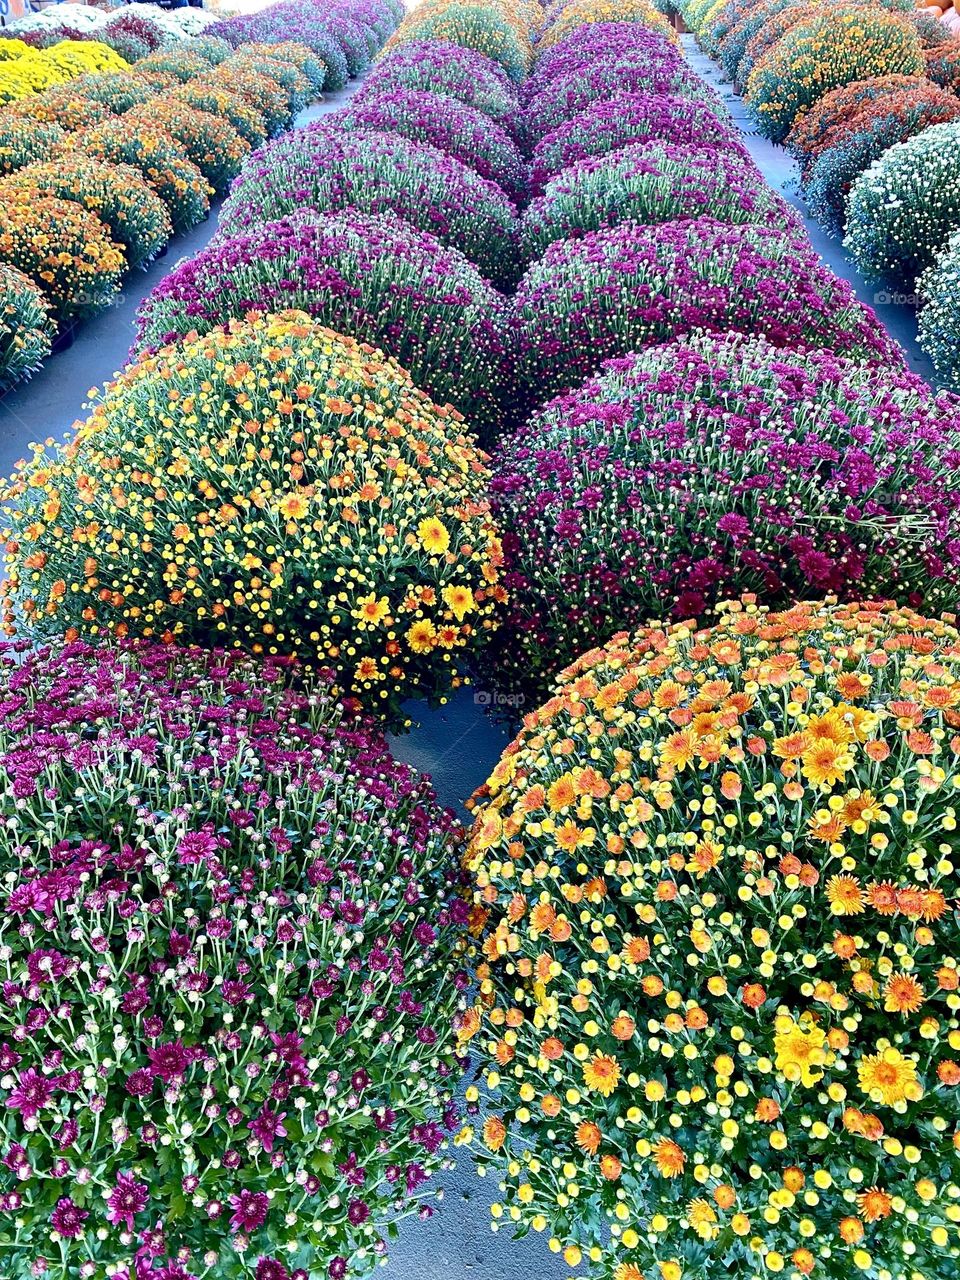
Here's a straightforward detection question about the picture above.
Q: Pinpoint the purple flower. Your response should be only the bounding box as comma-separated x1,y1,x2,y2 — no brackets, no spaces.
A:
5,1069,54,1120
229,1189,269,1233
255,1260,291,1280
248,1106,287,1154
50,1197,88,1240
147,1040,194,1083
106,1173,149,1231
125,1069,154,1098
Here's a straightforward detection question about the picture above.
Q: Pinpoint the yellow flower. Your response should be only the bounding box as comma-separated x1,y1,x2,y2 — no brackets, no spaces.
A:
801,738,851,787
406,619,437,653
687,1198,719,1241
858,1047,921,1106
826,874,865,916
583,1051,621,1097
652,1138,685,1178
418,516,450,555
278,492,310,520
443,583,475,620
774,1017,827,1087
353,594,391,627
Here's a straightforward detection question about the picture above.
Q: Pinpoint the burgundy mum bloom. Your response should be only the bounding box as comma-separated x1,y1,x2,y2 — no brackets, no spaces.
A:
106,1173,149,1231
50,1197,88,1239
229,1189,269,1233
5,1069,54,1120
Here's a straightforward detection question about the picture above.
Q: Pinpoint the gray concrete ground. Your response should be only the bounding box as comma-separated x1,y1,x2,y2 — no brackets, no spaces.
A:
0,42,940,1280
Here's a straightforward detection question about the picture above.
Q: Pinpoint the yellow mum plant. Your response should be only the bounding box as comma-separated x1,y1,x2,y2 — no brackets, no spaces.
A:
0,311,505,719
539,0,678,51
462,598,960,1280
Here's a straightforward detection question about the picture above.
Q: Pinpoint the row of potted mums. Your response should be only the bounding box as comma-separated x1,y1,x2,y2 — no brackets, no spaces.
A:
679,0,960,392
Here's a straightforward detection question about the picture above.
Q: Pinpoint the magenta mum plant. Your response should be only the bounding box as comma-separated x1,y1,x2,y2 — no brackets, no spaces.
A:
490,330,960,693
522,55,728,149
0,640,469,1280
514,218,903,409
522,21,686,101
529,90,749,195
357,41,519,127
218,126,520,289
135,211,513,438
520,140,797,259
338,86,526,201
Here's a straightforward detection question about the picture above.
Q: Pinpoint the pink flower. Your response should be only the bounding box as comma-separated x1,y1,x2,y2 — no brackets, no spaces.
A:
5,1069,54,1120
106,1172,149,1231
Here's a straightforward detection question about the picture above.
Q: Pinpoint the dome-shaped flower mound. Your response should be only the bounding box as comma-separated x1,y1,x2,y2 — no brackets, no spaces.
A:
7,83,114,132
717,0,801,83
385,2,532,81
60,120,210,235
125,98,249,195
803,90,960,236
0,156,172,269
172,80,269,147
746,6,925,142
530,90,747,195
523,58,728,149
0,639,470,1279
136,46,215,84
209,64,292,135
68,69,159,114
522,21,686,100
0,263,53,392
514,219,901,408
338,87,526,201
218,127,519,289
0,312,504,718
539,0,677,51
490,330,960,693
134,212,512,439
360,42,519,125
845,122,960,284
919,229,960,393
462,596,960,1280
786,74,945,173
521,141,794,260
0,195,126,324
0,114,64,176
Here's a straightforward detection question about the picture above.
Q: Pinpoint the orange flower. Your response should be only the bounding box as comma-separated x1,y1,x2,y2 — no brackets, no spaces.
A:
741,983,767,1009
839,1216,864,1244
483,1117,506,1152
883,972,924,1015
600,1154,622,1180
583,1052,621,1097
652,1138,685,1178
611,1014,636,1041
576,1121,601,1155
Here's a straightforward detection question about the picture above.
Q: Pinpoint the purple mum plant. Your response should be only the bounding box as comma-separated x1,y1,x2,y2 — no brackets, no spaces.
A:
135,211,513,438
522,54,729,150
338,86,526,202
514,217,904,410
522,21,686,101
217,126,520,289
358,41,519,127
0,640,469,1280
529,90,749,195
489,330,960,694
520,140,799,260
